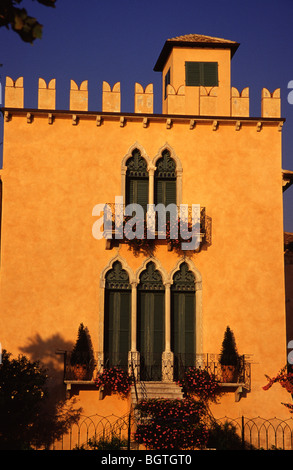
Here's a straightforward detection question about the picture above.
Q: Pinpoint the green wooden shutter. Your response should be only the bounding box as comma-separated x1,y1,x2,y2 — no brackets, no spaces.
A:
105,290,131,369
203,62,218,86
138,291,164,380
186,62,201,86
184,292,195,356
171,291,195,357
136,179,148,212
126,150,148,211
156,180,163,205
155,180,176,205
137,262,165,381
164,68,171,99
119,291,131,359
185,61,218,86
165,180,176,205
127,178,148,212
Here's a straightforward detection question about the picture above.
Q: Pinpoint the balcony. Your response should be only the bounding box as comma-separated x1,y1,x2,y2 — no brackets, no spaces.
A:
101,203,211,252
62,351,251,402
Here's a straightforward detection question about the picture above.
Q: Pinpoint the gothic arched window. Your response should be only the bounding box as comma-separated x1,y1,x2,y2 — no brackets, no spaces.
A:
171,262,196,379
126,149,148,213
104,261,131,370
154,149,177,207
137,262,165,380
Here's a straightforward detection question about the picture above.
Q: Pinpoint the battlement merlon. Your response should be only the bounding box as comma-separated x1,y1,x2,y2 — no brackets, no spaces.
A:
4,76,281,118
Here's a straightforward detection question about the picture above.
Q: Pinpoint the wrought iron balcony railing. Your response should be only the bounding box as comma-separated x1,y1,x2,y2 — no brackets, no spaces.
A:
173,353,251,390
63,351,251,394
101,203,211,249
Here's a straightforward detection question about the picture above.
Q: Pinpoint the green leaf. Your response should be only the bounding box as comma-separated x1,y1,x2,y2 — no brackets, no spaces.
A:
32,23,43,38
13,13,24,30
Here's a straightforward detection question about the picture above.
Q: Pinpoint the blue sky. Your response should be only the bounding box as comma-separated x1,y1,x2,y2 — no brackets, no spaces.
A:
0,0,293,231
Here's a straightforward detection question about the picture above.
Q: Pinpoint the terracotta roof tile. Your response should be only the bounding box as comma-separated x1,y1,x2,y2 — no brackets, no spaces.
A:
167,34,238,44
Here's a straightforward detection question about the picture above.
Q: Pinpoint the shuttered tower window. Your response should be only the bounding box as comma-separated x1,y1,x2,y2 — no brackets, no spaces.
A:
185,61,218,87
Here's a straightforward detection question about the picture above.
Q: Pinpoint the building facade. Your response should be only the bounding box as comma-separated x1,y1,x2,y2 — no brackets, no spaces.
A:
0,34,291,421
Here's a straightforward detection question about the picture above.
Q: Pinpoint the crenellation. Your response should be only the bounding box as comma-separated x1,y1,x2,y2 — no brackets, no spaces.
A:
38,78,56,110
199,86,217,116
3,76,283,120
231,87,249,117
165,84,186,115
70,80,88,111
102,81,120,112
134,83,153,114
5,76,24,108
261,88,281,118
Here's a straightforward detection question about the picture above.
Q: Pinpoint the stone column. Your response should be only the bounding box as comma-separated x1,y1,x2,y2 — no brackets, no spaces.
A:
148,164,156,205
165,281,171,351
162,281,174,381
128,281,140,380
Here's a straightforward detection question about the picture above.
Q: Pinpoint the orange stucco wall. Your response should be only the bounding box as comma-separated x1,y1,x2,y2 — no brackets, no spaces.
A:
0,108,288,419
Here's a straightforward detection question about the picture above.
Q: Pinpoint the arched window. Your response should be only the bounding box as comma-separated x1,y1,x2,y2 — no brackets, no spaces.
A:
154,149,177,206
171,262,196,380
137,261,165,380
126,149,148,213
104,261,131,370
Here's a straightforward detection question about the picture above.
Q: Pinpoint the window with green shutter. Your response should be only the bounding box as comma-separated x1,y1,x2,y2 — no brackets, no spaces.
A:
155,149,176,206
104,261,131,371
171,262,196,380
126,149,148,213
137,262,165,381
185,61,218,87
154,150,177,229
164,68,170,99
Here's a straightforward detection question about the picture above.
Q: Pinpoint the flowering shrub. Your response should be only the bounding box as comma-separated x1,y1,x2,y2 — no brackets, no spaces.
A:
178,367,223,403
263,366,293,413
134,398,209,450
95,367,132,399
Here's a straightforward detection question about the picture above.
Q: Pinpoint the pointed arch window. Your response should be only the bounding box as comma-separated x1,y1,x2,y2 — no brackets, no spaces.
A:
171,262,196,379
126,149,148,213
154,149,177,206
104,261,131,370
137,261,165,380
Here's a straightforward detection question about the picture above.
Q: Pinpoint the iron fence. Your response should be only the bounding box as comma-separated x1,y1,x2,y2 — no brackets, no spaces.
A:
50,411,293,450
215,415,293,450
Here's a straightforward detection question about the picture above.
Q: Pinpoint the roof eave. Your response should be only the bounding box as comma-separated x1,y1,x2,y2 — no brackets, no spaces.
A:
283,169,293,192
154,40,240,72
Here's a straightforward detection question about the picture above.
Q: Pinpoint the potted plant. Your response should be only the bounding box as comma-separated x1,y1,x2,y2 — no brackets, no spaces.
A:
219,326,240,383
70,323,95,380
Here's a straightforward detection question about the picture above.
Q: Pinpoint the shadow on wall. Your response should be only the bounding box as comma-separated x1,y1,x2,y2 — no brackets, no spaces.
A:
0,333,84,449
20,333,73,396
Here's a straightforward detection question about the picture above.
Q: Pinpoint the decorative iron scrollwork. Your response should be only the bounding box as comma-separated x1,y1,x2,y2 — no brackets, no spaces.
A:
172,262,195,291
138,261,164,290
105,261,131,290
155,149,176,178
126,149,148,178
